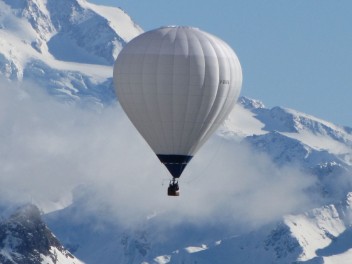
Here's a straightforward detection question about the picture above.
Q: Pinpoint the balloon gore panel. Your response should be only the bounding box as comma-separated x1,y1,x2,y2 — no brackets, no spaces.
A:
113,26,242,179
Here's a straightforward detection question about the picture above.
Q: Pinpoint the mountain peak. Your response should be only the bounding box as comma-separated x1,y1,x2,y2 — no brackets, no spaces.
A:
0,204,82,264
239,96,265,110
10,203,42,224
0,0,143,102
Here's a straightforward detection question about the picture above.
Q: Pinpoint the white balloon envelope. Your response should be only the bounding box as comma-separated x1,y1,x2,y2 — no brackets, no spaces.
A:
113,26,242,182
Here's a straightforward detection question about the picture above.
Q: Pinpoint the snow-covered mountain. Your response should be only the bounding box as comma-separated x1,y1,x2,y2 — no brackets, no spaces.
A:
0,204,83,264
42,99,352,264
0,0,142,103
222,97,352,202
1,0,352,263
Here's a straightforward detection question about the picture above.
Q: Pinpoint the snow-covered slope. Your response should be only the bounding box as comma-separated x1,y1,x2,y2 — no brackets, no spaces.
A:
41,97,352,264
1,0,352,263
0,0,142,102
220,97,352,204
44,191,352,264
221,97,352,167
147,192,352,264
0,204,83,264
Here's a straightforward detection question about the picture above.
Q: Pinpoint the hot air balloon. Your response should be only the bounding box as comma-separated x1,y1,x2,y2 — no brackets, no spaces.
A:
113,26,242,196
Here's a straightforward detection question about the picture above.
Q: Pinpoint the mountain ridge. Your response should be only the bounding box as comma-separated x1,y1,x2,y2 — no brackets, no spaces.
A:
1,0,352,263
0,0,142,103
0,204,83,264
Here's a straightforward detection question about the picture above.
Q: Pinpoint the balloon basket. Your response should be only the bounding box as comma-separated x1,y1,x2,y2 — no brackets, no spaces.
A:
168,188,180,196
167,179,180,196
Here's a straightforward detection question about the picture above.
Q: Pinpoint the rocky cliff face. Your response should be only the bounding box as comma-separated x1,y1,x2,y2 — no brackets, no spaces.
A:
0,204,82,264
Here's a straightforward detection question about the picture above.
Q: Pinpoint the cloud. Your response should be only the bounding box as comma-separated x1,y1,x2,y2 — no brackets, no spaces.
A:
0,79,317,230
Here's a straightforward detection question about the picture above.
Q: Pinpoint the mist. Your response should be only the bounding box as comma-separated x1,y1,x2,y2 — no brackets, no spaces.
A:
0,80,317,229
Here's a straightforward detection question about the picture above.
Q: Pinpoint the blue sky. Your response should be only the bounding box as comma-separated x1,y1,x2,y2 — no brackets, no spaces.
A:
92,0,352,127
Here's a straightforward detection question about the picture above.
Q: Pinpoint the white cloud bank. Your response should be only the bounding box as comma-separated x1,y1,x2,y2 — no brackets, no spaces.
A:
0,80,317,229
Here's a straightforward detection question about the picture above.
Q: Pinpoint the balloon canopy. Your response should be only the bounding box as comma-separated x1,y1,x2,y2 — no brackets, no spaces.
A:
113,26,242,179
